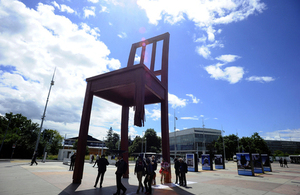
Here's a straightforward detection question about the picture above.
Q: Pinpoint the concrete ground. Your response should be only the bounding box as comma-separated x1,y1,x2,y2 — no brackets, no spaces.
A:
0,159,299,195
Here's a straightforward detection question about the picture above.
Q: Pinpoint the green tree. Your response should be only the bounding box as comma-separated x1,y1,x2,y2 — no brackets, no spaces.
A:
105,127,119,150
129,136,142,154
0,113,40,158
144,128,161,153
239,132,271,155
41,129,63,155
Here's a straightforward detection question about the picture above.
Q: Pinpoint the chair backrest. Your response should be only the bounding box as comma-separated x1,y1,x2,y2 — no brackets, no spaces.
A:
127,32,170,87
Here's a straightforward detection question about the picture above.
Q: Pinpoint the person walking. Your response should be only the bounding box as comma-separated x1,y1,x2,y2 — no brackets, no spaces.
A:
93,154,100,167
90,154,94,164
113,154,127,195
69,152,76,171
283,158,289,168
144,157,153,195
279,158,283,167
94,154,109,188
134,155,145,194
151,155,157,185
159,158,169,184
174,158,180,184
30,151,38,166
179,158,188,187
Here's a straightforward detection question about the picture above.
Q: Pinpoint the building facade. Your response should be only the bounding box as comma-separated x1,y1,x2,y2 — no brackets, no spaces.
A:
169,127,221,157
63,135,108,155
265,140,300,155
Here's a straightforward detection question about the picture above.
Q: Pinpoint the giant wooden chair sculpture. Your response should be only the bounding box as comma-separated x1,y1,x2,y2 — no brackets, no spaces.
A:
73,32,171,183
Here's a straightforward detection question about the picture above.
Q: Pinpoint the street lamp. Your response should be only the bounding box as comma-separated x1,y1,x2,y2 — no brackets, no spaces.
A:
202,117,205,154
222,129,226,162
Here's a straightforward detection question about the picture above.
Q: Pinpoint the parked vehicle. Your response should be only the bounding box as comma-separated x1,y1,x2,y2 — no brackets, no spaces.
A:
233,155,237,162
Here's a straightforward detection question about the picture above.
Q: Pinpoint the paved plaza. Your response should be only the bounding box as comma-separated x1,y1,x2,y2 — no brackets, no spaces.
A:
0,159,299,195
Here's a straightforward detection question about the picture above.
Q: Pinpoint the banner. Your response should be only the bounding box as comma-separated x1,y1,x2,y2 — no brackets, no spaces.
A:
214,154,224,169
186,154,195,172
202,154,211,170
252,153,264,173
237,153,254,176
261,154,272,172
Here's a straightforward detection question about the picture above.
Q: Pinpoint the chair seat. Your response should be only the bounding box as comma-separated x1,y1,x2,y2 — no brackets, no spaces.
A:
87,64,166,107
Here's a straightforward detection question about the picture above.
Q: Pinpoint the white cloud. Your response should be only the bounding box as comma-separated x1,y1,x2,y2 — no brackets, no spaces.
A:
262,129,300,141
0,0,121,139
149,108,161,121
181,116,199,120
205,64,244,84
88,0,99,3
246,76,275,83
52,1,59,9
137,0,266,62
134,54,140,63
168,93,187,108
52,1,76,14
194,34,206,43
117,32,127,39
216,54,240,63
60,4,76,14
83,6,96,18
186,94,200,104
196,45,211,59
100,5,109,13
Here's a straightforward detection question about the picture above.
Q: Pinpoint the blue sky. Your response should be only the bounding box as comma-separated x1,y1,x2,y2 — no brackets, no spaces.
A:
0,0,299,142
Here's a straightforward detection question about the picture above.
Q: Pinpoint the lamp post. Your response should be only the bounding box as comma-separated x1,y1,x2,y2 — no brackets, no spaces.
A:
237,131,240,153
222,129,226,162
174,109,178,158
202,117,205,154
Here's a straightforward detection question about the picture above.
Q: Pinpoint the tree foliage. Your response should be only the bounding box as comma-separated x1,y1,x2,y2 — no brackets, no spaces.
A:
239,132,271,155
215,132,271,160
41,129,63,155
105,127,120,150
0,112,63,158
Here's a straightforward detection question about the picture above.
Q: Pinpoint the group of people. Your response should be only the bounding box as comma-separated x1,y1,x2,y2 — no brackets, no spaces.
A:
134,155,158,194
279,158,288,168
174,158,188,186
69,153,188,195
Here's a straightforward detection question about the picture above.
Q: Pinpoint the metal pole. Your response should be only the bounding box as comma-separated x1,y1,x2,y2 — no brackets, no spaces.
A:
222,128,226,161
101,137,104,155
141,131,144,154
174,109,178,158
237,131,240,153
202,118,205,154
34,68,56,153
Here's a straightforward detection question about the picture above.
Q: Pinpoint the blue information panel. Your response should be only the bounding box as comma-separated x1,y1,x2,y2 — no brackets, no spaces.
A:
261,154,272,172
186,154,195,172
214,154,224,169
252,153,264,173
202,154,211,170
237,153,254,176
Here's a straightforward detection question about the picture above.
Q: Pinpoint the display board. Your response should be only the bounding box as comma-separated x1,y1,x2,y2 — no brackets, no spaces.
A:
261,154,272,172
236,153,254,176
202,154,212,170
214,154,224,169
252,153,264,173
186,153,198,172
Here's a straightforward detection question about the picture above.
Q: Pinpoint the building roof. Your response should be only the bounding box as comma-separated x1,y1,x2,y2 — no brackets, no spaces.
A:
66,135,102,142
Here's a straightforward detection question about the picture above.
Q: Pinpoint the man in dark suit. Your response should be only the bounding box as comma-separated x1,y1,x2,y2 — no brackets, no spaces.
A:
94,155,109,188
114,154,127,195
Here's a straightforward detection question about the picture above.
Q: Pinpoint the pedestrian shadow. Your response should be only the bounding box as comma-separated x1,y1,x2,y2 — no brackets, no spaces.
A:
58,178,194,195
